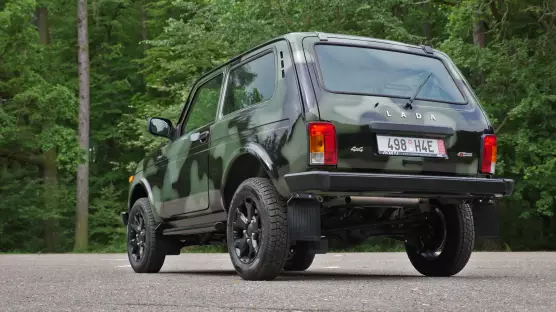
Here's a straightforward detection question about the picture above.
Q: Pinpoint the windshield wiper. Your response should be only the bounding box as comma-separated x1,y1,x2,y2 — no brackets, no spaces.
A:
404,72,432,110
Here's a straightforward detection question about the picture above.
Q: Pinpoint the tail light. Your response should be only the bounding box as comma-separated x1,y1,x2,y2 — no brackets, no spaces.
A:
481,134,497,174
308,122,337,165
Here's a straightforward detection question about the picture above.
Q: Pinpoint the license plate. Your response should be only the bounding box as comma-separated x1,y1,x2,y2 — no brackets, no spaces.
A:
376,135,447,158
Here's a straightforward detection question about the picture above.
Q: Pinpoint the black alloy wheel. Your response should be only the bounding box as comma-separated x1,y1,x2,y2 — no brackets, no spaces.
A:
415,207,447,260
405,202,474,277
127,198,166,273
232,197,262,264
226,178,290,281
128,212,147,262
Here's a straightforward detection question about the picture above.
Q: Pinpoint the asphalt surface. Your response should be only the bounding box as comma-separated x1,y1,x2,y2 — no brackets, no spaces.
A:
1,252,555,312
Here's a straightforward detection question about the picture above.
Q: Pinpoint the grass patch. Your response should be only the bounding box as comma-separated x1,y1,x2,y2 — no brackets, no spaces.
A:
1,237,509,254
330,237,405,252
0,250,35,254
330,243,404,252
181,245,227,253
176,237,407,253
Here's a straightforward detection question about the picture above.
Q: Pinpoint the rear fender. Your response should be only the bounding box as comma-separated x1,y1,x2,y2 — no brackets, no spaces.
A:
221,142,286,204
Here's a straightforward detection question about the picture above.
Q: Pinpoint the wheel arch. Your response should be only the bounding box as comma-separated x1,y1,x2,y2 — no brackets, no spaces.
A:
221,143,280,212
128,178,162,223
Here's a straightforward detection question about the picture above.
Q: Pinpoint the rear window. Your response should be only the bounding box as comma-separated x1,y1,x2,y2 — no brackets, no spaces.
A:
314,45,466,104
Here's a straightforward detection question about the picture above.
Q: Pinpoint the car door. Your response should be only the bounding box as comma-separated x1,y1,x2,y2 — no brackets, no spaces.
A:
160,72,224,218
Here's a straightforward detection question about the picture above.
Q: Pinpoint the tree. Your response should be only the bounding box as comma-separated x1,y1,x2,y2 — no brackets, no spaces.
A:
36,4,61,252
0,0,554,253
75,0,90,251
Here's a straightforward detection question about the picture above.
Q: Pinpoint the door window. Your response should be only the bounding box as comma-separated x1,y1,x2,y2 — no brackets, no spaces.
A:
222,52,276,116
183,73,223,134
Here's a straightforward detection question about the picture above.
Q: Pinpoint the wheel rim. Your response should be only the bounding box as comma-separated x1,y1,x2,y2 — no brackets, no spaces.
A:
129,213,146,262
417,207,447,260
232,196,262,264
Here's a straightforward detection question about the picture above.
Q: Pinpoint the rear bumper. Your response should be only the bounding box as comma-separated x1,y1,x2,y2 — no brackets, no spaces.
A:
284,171,514,198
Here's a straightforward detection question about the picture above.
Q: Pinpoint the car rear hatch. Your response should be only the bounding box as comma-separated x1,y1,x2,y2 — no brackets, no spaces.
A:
302,36,492,177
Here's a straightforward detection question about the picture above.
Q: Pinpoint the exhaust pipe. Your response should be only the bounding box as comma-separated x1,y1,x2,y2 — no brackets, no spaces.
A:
345,196,420,207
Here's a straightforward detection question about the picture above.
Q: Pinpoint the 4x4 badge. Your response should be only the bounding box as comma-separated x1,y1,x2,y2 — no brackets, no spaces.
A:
351,146,364,152
386,110,436,120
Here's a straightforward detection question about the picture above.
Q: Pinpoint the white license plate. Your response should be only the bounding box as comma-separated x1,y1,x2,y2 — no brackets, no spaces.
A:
376,135,447,158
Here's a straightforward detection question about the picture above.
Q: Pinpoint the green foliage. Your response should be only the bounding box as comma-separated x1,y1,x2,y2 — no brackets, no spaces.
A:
0,0,554,252
88,184,126,252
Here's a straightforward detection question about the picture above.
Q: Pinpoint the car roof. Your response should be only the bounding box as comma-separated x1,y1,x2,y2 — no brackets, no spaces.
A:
198,32,427,80
282,32,424,50
179,32,432,125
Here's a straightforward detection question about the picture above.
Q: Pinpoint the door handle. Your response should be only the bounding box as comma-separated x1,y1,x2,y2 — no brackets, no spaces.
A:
198,131,210,143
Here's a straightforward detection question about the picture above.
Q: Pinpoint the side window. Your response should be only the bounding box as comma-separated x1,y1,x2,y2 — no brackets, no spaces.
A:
222,51,276,116
183,73,223,134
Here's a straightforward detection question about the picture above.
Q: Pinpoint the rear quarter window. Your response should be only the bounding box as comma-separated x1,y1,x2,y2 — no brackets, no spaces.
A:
222,51,277,115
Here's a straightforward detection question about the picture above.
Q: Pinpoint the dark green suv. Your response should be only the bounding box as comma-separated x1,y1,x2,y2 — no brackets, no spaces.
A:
121,32,514,280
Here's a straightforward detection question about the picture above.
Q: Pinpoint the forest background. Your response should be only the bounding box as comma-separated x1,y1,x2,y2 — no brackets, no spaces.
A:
0,0,554,253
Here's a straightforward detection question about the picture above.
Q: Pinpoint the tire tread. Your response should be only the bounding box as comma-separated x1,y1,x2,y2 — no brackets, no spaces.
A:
128,198,166,273
228,177,290,280
406,202,475,276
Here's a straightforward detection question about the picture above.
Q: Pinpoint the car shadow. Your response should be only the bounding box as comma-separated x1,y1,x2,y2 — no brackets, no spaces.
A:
158,270,496,281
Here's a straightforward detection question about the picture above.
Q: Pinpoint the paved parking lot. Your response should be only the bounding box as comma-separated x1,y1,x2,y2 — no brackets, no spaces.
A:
1,252,555,311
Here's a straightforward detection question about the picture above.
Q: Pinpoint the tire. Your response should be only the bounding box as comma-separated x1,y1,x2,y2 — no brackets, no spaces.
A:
226,178,290,281
405,202,475,277
127,198,166,273
283,242,315,271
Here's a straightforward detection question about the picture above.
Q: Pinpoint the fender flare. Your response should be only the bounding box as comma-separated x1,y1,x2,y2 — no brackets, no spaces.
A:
220,142,281,205
128,177,163,223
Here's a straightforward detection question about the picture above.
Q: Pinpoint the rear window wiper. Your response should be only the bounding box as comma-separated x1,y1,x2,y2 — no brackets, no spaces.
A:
404,72,432,110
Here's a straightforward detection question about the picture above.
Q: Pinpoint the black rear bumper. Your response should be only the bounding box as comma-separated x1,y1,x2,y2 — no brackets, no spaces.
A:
284,171,514,198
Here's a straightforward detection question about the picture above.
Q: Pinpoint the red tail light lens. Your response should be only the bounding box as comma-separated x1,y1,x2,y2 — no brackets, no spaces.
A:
308,122,337,165
481,134,497,174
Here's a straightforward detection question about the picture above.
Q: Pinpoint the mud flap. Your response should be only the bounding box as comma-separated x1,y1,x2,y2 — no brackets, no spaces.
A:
307,239,328,254
164,242,182,255
472,199,500,238
287,199,321,242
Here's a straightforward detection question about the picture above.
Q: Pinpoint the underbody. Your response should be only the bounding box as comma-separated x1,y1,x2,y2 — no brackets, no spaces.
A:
126,193,497,254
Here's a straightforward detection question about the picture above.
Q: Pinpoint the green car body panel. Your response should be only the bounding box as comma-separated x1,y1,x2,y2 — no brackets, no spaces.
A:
126,32,513,230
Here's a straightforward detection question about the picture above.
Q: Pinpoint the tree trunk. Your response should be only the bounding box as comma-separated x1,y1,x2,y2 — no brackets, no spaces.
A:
92,0,98,23
473,3,486,85
36,7,50,45
141,1,148,42
423,3,432,41
43,148,59,251
140,0,149,51
552,198,556,244
473,19,486,47
36,6,59,252
473,5,486,48
75,0,90,252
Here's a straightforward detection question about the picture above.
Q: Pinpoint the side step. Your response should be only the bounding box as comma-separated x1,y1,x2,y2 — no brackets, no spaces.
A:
162,222,225,236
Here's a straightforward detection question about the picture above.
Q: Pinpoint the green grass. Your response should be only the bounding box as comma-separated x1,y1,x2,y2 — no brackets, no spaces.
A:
0,237,505,254
176,237,407,253
181,245,227,253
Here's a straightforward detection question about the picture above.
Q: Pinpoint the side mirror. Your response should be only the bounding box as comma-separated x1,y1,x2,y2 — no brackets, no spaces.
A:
147,117,174,139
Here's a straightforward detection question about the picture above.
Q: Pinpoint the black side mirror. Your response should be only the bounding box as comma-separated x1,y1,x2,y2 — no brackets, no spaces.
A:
147,117,174,139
